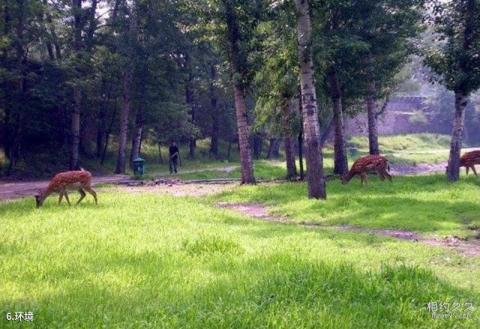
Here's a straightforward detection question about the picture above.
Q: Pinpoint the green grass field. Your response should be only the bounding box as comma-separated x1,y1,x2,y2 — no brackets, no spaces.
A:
348,133,459,165
1,174,480,328
217,175,480,238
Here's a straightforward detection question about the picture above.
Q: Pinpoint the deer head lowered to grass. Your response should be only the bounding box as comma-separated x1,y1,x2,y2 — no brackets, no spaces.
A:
35,169,98,208
460,150,480,176
342,155,392,185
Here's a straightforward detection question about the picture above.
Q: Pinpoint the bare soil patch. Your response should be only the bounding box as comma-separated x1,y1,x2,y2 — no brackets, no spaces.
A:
0,175,130,201
219,202,480,257
119,181,236,197
390,162,446,176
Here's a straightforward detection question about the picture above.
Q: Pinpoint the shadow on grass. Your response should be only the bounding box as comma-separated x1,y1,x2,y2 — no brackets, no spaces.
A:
216,175,480,235
1,252,478,329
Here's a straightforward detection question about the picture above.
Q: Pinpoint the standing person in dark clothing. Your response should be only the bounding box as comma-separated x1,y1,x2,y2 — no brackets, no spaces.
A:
169,141,180,174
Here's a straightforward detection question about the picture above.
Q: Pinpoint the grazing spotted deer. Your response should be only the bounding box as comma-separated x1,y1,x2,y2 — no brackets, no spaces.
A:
460,150,480,176
35,169,97,208
342,155,392,185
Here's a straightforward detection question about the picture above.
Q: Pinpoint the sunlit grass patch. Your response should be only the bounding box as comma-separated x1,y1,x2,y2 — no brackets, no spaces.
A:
218,175,480,238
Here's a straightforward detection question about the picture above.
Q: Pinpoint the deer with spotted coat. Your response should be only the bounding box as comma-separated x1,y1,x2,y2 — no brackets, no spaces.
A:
342,155,392,185
460,150,480,176
35,169,98,208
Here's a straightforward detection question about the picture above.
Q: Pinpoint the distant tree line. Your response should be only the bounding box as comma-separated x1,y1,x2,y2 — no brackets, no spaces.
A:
1,0,479,198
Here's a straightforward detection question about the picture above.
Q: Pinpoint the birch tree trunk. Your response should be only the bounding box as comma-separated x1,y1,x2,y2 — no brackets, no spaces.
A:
70,88,81,169
233,84,255,183
209,65,219,157
70,0,82,169
284,137,297,180
115,2,137,174
366,83,380,155
295,0,326,199
298,132,305,180
130,107,143,163
267,138,280,159
115,70,132,174
282,99,297,179
446,92,469,181
328,69,348,175
224,1,255,184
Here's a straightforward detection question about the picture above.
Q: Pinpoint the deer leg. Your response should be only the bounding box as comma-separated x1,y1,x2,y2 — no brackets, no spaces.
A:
84,186,98,205
77,189,86,205
466,166,470,175
360,173,367,186
64,191,71,206
58,191,64,204
377,169,385,181
383,169,392,182
472,165,478,177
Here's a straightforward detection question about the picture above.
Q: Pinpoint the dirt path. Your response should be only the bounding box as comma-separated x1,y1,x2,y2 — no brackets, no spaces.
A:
218,202,480,257
0,175,131,201
0,161,450,201
390,162,447,176
0,164,241,201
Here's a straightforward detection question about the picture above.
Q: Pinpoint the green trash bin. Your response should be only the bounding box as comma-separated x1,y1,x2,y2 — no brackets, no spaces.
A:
132,157,145,177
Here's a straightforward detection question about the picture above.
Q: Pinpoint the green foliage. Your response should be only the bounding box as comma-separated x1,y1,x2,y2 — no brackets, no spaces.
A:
313,0,426,104
424,0,480,94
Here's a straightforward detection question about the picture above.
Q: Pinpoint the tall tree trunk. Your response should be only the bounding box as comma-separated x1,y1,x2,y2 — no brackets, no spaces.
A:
189,139,196,159
96,114,104,159
253,134,263,159
210,116,219,157
267,138,281,159
233,85,255,183
96,86,110,158
44,0,61,60
38,0,55,60
185,57,196,159
209,65,219,157
227,140,232,161
328,69,348,175
70,0,82,169
285,137,297,180
130,81,145,164
70,89,81,169
7,0,27,173
225,1,255,184
295,0,326,199
447,92,469,181
366,82,380,155
297,95,305,181
298,132,305,181
101,101,117,165
115,2,137,174
115,71,132,174
130,108,144,163
282,100,297,180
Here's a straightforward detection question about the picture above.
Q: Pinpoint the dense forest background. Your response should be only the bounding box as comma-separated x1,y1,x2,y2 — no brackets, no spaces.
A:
0,0,479,188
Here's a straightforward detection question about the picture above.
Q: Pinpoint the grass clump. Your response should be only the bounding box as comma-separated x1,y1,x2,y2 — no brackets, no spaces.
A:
182,235,244,256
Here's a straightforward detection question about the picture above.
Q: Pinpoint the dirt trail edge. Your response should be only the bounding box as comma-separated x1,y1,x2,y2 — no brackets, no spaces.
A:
217,202,480,257
0,175,131,201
